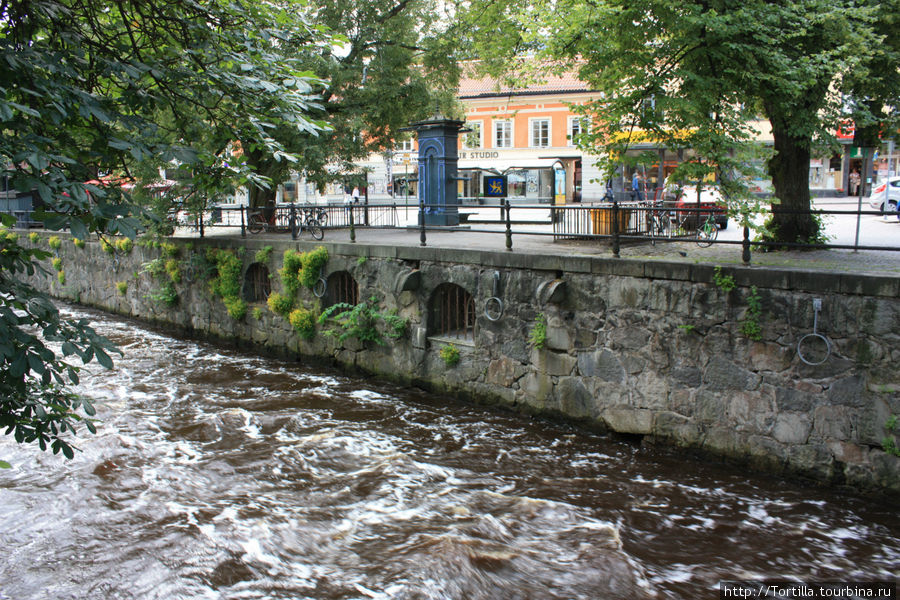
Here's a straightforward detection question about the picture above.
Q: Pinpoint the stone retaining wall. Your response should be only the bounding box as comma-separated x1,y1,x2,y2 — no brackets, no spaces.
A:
29,233,900,494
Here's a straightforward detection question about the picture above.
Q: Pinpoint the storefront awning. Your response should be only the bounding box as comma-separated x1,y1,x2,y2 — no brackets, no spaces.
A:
458,158,562,172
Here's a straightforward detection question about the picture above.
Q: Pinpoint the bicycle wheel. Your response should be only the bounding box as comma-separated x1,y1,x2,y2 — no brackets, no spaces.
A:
248,214,264,234
696,218,717,247
308,219,324,240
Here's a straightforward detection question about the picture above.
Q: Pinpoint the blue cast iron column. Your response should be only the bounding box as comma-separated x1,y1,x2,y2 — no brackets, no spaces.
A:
408,116,463,227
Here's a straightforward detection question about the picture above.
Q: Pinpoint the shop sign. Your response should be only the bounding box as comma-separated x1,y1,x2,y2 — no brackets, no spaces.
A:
460,151,501,159
484,176,507,197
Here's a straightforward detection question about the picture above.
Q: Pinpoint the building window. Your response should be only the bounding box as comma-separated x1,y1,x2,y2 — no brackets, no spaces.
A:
568,117,586,146
430,283,475,341
494,120,512,149
395,138,414,152
243,263,271,303
464,121,483,149
281,181,298,203
530,119,550,148
325,271,359,308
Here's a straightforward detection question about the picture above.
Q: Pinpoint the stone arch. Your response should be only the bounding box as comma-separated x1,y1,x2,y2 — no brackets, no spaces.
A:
428,282,475,341
242,262,271,303
325,270,359,307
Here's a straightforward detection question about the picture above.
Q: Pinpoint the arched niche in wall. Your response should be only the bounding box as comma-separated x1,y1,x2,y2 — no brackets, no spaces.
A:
325,270,359,308
243,262,271,303
428,282,475,342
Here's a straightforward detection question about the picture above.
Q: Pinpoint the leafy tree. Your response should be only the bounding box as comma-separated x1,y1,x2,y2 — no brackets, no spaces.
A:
0,0,328,458
242,0,460,209
454,0,898,243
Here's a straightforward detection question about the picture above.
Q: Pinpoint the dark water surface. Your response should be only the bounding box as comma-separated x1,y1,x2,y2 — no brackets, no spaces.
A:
0,307,897,600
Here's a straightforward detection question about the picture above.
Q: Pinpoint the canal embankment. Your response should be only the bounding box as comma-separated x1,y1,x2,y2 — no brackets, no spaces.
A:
25,230,900,495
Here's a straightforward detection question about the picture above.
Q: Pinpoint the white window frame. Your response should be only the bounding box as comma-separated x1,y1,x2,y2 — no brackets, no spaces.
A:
568,116,587,146
494,119,513,149
463,120,483,149
530,118,550,148
395,138,414,152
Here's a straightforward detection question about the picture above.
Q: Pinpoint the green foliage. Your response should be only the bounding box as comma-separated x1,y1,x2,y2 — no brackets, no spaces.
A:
318,296,407,345
224,297,248,320
267,292,294,317
357,256,368,266
48,236,62,251
255,246,274,264
51,257,63,272
56,270,66,285
529,313,547,350
101,238,115,255
439,343,461,367
28,232,40,244
141,258,167,278
279,246,329,297
72,238,85,249
677,324,697,334
713,266,736,293
207,249,244,320
114,238,134,254
160,243,180,258
252,307,264,320
289,307,317,340
116,281,128,296
882,415,900,457
148,281,178,307
740,286,763,342
165,259,182,284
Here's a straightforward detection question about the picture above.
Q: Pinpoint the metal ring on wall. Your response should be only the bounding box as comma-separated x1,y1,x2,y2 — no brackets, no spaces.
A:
484,296,504,322
797,332,831,366
313,277,327,298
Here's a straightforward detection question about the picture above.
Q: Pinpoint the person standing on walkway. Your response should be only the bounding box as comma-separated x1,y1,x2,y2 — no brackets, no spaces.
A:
632,171,644,202
849,170,860,196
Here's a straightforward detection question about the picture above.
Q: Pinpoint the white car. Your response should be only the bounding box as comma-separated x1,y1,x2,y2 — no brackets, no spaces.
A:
868,177,900,213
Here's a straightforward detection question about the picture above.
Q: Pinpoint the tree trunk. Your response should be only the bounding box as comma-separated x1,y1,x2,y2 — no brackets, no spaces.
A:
766,112,818,244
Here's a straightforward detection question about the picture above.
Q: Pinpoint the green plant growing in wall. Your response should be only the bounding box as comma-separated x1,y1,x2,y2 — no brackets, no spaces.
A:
207,248,246,320
114,238,134,254
255,245,274,264
883,415,900,457
28,232,40,244
318,296,407,345
148,281,178,307
439,343,461,367
100,238,115,255
677,324,698,334
713,266,736,293
740,286,763,341
289,307,317,340
56,270,66,285
267,292,294,317
252,307,264,320
529,313,547,350
357,256,367,266
51,257,63,272
141,258,166,278
0,230,18,244
48,236,62,251
72,238,85,249
116,281,128,296
165,259,182,284
161,242,179,258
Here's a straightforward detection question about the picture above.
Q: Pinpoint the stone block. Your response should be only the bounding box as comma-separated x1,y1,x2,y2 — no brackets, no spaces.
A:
485,358,525,388
772,412,812,444
786,443,836,481
703,357,761,391
826,440,867,465
652,411,702,447
728,392,775,434
825,375,867,407
812,405,854,440
545,325,572,351
411,326,427,349
557,377,595,419
577,349,626,383
534,349,576,376
602,407,653,435
749,341,793,372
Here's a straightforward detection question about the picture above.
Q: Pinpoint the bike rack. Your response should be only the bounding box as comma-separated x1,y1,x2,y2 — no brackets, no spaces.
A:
797,298,831,366
484,271,504,322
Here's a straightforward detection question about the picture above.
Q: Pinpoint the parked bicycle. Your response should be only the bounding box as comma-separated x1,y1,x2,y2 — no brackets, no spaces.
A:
248,206,324,240
644,202,718,247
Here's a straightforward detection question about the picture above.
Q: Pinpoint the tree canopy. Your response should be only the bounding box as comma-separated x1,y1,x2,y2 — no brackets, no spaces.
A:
454,0,900,242
0,0,330,459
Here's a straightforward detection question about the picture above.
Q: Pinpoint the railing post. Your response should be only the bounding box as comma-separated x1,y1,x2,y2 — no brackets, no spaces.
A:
419,196,426,247
240,205,246,238
290,202,298,240
199,212,204,238
742,224,751,265
612,199,620,258
505,198,513,251
349,202,356,243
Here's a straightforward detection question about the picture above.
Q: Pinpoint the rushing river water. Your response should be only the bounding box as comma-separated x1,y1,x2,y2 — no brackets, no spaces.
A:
0,307,897,600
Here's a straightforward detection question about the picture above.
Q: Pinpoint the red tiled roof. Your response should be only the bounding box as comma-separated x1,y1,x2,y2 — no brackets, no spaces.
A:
458,63,591,99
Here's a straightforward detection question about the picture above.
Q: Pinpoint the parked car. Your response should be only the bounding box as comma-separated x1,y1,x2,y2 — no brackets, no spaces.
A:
868,177,900,213
674,185,728,229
